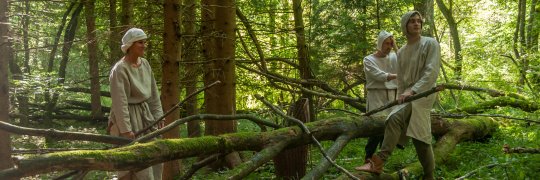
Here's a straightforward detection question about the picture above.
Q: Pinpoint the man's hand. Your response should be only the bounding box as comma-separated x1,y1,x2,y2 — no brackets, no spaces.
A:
120,131,135,139
398,90,415,104
158,119,165,129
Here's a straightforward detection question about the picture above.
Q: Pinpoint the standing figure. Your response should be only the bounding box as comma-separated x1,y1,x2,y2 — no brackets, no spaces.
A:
108,28,164,180
356,11,441,180
360,30,398,163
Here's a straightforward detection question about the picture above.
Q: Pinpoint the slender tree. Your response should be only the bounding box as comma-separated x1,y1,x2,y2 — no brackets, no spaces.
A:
183,0,201,137
162,0,182,178
0,0,13,170
85,0,102,120
436,0,463,80
108,0,122,66
23,0,30,74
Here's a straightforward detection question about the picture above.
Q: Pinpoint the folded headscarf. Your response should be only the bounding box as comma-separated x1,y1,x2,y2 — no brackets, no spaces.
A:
377,30,393,51
400,11,423,36
121,28,147,53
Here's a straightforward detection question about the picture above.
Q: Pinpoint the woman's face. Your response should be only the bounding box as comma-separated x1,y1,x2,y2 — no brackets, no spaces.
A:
128,40,146,57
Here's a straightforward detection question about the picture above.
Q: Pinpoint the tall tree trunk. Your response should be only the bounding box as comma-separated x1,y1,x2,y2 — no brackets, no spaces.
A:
108,0,122,67
23,0,30,74
528,0,539,52
414,0,435,37
120,0,133,28
0,0,14,170
162,0,182,178
183,0,201,138
436,0,463,80
514,0,527,91
203,0,242,168
292,0,315,121
85,0,102,121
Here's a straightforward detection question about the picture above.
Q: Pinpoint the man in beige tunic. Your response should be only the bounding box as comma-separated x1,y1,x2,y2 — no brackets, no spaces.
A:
108,28,164,180
356,11,441,180
360,30,398,163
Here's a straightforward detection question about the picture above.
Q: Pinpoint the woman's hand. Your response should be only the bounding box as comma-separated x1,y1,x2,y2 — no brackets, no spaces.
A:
120,131,135,139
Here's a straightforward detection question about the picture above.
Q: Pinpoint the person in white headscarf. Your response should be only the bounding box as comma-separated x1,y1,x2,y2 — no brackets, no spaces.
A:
358,30,398,164
107,27,164,180
356,11,440,180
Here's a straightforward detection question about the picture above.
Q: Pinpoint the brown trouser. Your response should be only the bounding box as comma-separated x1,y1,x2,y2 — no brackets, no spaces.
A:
377,104,435,180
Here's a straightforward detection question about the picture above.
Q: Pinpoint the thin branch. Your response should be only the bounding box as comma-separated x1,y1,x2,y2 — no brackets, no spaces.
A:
254,94,360,180
455,163,508,180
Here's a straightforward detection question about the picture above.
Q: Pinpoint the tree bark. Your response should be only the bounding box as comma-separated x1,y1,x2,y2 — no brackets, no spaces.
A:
84,0,102,121
120,0,132,28
203,0,242,168
162,0,182,178
182,0,201,138
292,0,316,122
0,0,14,170
108,0,122,67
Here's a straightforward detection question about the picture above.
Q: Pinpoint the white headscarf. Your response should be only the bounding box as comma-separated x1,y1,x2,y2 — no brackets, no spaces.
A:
121,28,147,53
377,30,393,51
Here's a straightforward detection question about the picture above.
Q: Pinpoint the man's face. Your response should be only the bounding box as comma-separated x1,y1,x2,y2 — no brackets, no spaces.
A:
380,37,394,55
407,14,422,36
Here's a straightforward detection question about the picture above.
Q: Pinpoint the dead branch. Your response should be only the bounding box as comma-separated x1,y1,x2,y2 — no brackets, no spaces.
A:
439,113,540,124
179,153,226,180
303,133,354,180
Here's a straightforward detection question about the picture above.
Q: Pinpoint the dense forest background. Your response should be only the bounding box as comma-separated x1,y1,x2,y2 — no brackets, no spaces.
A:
0,0,539,179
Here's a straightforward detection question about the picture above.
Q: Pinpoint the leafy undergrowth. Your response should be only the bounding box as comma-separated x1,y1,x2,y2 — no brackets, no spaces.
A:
10,112,540,179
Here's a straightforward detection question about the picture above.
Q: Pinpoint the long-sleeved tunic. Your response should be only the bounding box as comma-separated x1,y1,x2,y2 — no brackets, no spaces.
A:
108,57,163,135
390,36,441,144
363,52,398,115
108,57,164,180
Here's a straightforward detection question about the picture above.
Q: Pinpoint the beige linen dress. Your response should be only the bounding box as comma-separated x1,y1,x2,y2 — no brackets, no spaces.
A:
108,57,164,180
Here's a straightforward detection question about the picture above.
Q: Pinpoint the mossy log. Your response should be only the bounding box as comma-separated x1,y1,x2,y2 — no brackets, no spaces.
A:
0,115,497,179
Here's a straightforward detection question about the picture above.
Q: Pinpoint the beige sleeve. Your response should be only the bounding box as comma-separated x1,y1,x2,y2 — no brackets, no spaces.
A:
110,66,132,133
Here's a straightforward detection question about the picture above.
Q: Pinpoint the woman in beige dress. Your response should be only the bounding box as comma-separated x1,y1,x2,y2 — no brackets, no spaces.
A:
108,28,164,180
